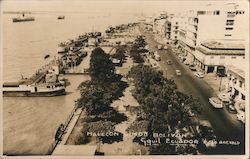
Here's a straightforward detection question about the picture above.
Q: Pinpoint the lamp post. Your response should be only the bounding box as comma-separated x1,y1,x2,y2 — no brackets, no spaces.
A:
219,76,223,92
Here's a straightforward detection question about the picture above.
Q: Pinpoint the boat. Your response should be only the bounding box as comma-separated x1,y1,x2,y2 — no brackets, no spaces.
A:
12,13,35,22
44,54,50,59
3,70,66,97
57,16,65,20
3,82,66,97
57,43,69,54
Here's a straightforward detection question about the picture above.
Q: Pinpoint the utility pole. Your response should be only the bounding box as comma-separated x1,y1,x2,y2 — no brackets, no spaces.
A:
219,76,223,92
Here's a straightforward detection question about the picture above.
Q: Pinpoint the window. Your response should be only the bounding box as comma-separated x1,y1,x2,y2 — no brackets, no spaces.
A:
239,81,243,88
226,27,233,30
243,56,245,59
213,10,220,15
175,27,178,29
176,22,178,25
226,19,234,25
234,78,237,84
197,11,206,15
175,36,177,39
175,31,178,34
242,94,245,100
47,86,50,88
231,56,237,59
227,20,234,22
225,34,232,36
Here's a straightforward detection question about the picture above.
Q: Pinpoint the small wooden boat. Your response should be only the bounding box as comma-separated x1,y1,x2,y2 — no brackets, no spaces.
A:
44,54,50,59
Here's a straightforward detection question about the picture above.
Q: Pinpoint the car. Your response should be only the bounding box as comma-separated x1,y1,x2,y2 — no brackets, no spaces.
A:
184,61,190,65
157,45,163,50
218,93,230,102
194,72,204,78
154,54,161,61
227,104,237,114
152,62,160,69
236,112,245,123
217,72,226,77
209,97,223,108
189,65,197,71
167,60,172,65
176,70,181,76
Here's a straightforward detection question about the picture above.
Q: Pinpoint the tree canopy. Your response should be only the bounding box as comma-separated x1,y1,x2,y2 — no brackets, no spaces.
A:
127,64,216,154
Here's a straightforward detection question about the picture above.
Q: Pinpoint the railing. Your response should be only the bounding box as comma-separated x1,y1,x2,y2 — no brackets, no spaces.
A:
47,102,79,155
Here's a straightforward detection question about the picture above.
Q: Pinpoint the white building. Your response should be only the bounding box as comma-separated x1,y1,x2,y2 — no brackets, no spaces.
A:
169,16,181,41
226,65,245,101
178,3,247,59
194,40,245,74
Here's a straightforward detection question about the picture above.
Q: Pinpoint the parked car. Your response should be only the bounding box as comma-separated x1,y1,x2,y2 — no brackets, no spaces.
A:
184,61,190,65
209,97,223,108
152,62,160,69
217,72,226,77
157,45,163,50
227,104,237,114
189,65,197,71
218,93,230,102
167,60,172,65
194,72,204,78
154,54,161,61
236,112,245,123
176,70,181,76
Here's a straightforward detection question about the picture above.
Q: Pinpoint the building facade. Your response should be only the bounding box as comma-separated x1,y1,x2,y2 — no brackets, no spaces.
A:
194,40,245,74
176,3,247,64
226,65,245,101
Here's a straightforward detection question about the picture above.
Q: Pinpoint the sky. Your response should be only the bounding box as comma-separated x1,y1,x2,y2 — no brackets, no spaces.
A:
1,0,249,16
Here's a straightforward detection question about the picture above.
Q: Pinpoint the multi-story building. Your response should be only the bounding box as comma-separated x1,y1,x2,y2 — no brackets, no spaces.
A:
178,3,247,61
226,65,245,101
194,39,245,74
168,16,182,42
153,13,169,43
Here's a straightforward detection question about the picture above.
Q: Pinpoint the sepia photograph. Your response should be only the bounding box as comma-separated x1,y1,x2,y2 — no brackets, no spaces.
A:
0,0,249,158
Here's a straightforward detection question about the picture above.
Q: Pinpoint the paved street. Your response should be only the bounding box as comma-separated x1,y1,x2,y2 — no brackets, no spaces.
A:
140,27,245,154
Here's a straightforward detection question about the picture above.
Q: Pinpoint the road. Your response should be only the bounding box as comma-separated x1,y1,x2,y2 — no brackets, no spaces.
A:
139,27,245,154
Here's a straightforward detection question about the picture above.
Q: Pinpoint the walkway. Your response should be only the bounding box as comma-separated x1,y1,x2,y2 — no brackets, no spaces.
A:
52,108,84,155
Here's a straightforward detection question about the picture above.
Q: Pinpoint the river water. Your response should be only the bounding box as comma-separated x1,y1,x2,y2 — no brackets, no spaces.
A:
2,12,138,155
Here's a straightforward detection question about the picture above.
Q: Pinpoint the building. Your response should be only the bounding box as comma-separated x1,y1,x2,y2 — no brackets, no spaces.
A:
177,3,247,61
226,65,245,101
194,40,245,74
169,16,181,41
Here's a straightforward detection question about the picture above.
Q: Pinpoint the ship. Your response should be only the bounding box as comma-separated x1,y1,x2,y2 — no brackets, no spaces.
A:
44,54,50,59
57,42,69,54
57,16,65,20
3,64,66,97
12,13,35,22
3,81,66,97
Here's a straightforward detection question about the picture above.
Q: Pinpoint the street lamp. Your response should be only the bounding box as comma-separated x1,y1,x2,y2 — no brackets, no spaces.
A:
219,75,223,92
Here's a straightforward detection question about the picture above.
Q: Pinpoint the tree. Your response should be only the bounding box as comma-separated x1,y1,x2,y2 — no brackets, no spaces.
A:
89,47,115,82
134,35,147,49
127,64,215,154
112,46,126,62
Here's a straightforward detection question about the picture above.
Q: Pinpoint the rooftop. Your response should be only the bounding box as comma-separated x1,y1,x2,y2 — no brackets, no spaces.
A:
227,65,245,78
197,40,245,56
201,40,245,50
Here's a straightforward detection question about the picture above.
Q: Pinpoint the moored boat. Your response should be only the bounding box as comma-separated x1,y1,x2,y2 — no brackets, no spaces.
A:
57,16,65,20
12,13,35,22
44,54,50,59
57,43,69,54
3,81,66,97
